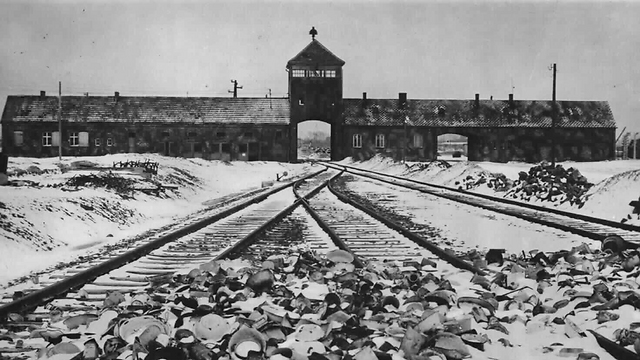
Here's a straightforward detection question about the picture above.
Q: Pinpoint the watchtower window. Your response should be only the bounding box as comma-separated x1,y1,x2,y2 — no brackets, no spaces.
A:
291,69,337,78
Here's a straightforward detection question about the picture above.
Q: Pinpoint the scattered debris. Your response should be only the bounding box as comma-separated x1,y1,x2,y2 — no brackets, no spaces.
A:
505,162,593,207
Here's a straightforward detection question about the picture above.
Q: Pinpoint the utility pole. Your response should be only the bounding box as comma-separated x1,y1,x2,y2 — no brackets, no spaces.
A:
229,80,243,98
550,63,557,167
58,81,62,161
403,116,408,164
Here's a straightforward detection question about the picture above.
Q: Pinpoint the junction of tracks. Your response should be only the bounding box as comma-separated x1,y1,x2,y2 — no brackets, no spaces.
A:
1,162,639,360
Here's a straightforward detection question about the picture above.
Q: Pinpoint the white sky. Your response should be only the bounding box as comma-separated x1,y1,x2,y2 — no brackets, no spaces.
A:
1,0,639,137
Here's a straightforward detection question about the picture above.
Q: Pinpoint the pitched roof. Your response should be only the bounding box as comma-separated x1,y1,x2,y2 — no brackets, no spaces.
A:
287,39,345,68
1,96,290,125
341,99,616,128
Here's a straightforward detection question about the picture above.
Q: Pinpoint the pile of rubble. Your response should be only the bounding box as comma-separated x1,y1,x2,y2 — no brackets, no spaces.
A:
455,173,511,192
504,162,593,207
64,173,138,195
5,238,640,360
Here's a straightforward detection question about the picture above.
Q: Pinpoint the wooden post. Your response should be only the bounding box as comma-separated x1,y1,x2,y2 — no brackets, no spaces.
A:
58,81,62,160
551,63,557,166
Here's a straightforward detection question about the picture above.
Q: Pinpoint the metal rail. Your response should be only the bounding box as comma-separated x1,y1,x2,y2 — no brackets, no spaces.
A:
326,174,486,275
324,162,640,243
0,169,326,321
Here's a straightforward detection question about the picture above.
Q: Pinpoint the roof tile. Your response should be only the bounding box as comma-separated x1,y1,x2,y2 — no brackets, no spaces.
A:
1,96,291,125
341,99,616,128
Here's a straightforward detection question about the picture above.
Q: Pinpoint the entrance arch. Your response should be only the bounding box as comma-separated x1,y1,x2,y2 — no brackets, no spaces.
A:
436,133,468,162
297,120,331,161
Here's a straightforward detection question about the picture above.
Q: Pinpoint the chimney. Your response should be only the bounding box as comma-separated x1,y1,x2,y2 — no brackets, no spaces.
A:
114,91,120,101
399,92,407,107
475,93,479,107
40,91,46,98
509,93,514,103
363,92,367,100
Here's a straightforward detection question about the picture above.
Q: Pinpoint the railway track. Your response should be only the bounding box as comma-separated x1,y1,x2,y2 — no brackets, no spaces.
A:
1,163,634,360
323,162,640,248
0,165,485,349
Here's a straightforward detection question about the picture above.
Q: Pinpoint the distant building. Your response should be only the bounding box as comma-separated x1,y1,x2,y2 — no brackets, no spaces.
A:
1,31,616,162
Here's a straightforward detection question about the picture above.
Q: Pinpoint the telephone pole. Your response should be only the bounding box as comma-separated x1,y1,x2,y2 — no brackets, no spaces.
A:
58,81,62,161
550,63,557,167
229,80,243,98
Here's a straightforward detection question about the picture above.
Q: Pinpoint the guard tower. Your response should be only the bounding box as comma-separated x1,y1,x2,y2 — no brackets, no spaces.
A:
287,27,345,161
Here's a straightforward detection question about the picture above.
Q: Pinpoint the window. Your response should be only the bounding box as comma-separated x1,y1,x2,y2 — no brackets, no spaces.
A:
187,131,197,139
52,132,60,146
413,133,424,148
79,132,89,147
216,131,226,138
292,69,305,77
69,132,79,146
325,70,336,78
42,132,52,147
95,138,101,147
352,134,362,148
375,134,385,148
106,138,114,147
275,130,283,140
308,69,322,77
298,97,304,106
244,131,253,138
14,131,23,146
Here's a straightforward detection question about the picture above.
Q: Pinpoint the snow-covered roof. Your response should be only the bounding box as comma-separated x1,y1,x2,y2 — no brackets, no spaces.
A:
286,39,345,68
1,96,291,125
342,98,616,128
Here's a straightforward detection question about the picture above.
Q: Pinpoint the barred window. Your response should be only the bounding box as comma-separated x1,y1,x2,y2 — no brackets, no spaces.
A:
69,132,79,146
375,134,385,148
42,132,52,147
292,69,305,77
352,134,362,148
325,70,336,78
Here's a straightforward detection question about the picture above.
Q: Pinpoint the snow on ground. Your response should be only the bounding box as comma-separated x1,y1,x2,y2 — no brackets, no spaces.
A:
0,154,315,286
340,155,640,226
0,153,638,288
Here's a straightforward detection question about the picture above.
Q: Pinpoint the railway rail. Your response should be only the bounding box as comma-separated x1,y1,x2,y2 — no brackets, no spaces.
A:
0,165,483,328
0,162,635,360
322,162,640,248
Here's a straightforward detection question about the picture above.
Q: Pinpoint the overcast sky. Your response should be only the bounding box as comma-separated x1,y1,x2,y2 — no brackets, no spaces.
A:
1,0,639,138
